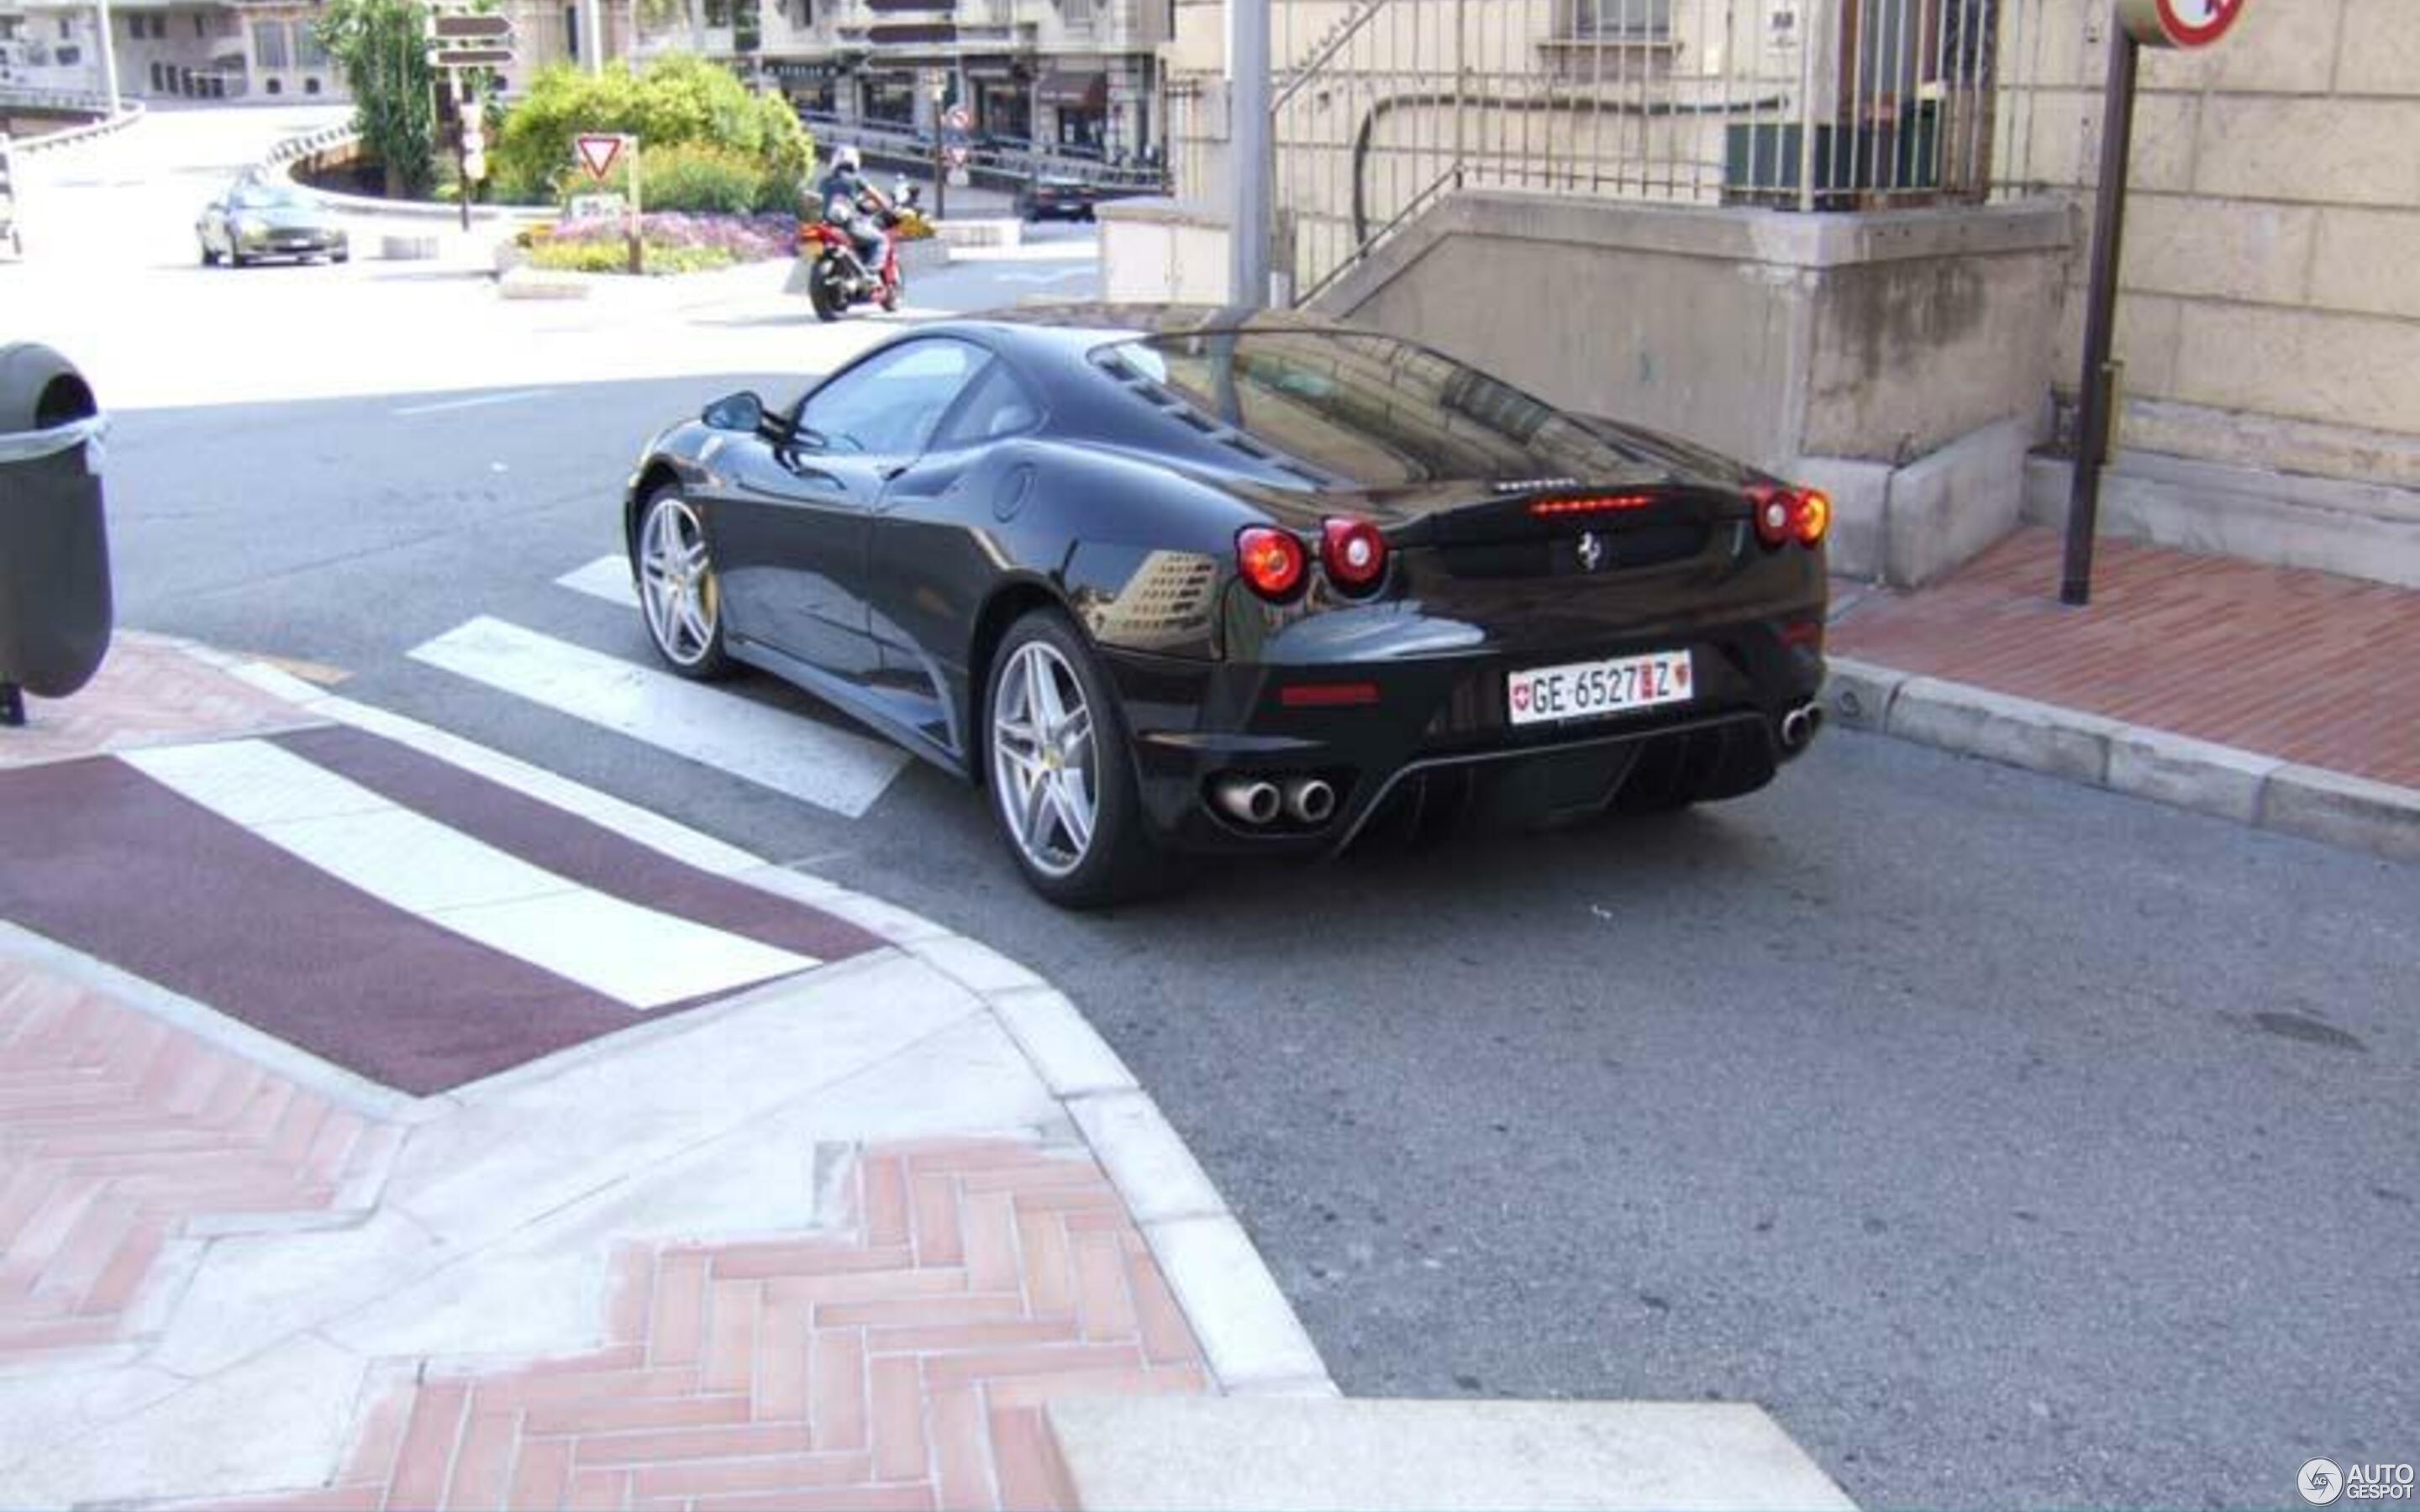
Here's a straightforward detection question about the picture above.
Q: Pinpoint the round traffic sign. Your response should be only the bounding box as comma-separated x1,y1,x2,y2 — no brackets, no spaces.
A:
943,103,971,133
2118,0,2245,48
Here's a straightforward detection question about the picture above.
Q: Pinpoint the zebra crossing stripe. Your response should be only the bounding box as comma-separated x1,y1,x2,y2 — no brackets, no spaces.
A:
555,554,639,610
407,616,908,819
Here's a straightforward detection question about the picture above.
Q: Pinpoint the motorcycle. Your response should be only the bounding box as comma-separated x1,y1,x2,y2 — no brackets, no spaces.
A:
795,184,923,323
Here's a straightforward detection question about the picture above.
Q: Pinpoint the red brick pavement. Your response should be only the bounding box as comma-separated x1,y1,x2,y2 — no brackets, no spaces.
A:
1828,526,2420,790
0,956,400,1366
197,1141,1207,1512
0,633,314,770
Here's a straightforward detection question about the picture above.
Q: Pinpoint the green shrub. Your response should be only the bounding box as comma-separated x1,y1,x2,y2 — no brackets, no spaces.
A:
492,52,813,213
582,141,760,214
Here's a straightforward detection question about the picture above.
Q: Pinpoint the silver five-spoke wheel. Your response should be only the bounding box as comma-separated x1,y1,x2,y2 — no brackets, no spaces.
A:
639,493,722,671
990,640,1098,879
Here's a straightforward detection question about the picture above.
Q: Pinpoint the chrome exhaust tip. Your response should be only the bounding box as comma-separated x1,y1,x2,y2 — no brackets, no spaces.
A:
1779,701,1824,753
1286,776,1338,825
1215,777,1283,827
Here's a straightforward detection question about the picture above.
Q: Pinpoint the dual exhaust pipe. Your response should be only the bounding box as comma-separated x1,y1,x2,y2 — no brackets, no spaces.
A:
1214,774,1336,827
1779,700,1825,753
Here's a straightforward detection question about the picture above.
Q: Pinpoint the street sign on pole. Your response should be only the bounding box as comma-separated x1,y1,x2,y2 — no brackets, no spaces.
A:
2116,0,2245,48
943,103,971,134
426,45,513,66
945,144,969,170
2060,1,2250,605
574,133,626,181
429,11,512,39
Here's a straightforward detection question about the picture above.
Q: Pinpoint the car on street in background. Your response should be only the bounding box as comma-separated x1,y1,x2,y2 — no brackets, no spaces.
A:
620,305,1831,906
1016,175,1112,221
197,180,349,267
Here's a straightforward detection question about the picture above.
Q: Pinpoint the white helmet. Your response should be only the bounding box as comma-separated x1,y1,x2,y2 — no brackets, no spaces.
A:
834,145,862,171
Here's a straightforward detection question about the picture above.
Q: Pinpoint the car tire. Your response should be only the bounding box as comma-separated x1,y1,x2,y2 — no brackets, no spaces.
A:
200,240,218,265
227,244,247,269
634,486,734,681
332,249,350,264
984,609,1167,909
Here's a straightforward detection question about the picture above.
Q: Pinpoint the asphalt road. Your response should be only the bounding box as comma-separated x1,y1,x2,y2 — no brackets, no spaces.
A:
38,106,2420,1512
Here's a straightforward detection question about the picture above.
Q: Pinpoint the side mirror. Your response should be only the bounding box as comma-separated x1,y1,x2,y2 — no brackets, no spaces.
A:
702,391,767,433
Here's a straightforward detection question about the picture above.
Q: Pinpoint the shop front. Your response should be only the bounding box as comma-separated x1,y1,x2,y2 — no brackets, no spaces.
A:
1035,66,1106,154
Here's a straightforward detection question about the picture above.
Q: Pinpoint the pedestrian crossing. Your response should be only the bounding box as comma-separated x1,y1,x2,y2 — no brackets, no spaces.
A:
121,738,820,1010
408,609,910,820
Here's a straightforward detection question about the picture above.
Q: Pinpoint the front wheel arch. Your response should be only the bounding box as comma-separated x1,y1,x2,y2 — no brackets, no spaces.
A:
965,580,1076,789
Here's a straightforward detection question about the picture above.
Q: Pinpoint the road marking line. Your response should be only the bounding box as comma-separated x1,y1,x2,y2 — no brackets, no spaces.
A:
407,617,909,819
391,388,556,417
121,739,819,1010
556,554,639,610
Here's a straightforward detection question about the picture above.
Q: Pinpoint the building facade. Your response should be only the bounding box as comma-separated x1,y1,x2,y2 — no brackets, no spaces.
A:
0,0,630,103
674,0,1169,159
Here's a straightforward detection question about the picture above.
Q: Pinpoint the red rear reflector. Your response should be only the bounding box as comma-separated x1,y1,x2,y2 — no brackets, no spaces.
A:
1280,681,1381,708
1781,619,1823,648
1236,526,1307,600
1529,493,1655,517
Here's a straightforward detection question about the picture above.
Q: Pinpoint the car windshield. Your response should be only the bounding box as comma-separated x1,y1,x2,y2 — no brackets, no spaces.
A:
231,185,313,211
1095,329,1655,487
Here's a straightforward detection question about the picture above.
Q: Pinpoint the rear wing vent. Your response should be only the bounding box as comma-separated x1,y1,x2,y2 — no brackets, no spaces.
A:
1097,356,1334,487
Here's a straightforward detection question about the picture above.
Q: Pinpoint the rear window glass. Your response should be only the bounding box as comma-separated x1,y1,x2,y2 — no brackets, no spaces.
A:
1093,330,1644,486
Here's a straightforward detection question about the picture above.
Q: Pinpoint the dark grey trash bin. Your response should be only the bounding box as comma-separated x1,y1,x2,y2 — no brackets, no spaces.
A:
0,343,112,727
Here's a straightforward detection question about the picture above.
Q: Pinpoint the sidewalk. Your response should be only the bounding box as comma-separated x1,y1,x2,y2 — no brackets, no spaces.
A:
1827,525,2420,860
0,636,1313,1510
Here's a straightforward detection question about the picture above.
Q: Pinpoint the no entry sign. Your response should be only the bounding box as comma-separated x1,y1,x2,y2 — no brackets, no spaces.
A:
2118,0,2246,48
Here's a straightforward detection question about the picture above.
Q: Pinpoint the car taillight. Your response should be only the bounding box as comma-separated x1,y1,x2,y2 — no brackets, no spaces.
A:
1320,517,1388,593
1749,486,1829,551
1237,526,1307,601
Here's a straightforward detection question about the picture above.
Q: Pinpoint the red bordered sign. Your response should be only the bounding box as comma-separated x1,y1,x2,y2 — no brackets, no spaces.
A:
2118,0,2246,49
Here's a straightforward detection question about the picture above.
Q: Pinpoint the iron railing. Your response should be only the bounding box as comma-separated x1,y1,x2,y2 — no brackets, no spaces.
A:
1165,0,2026,303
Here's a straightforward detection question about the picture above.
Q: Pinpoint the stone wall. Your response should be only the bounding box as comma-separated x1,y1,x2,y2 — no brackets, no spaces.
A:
1999,0,2420,493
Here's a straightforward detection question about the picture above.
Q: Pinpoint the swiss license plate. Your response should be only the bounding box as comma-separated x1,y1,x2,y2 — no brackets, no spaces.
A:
1507,649,1693,727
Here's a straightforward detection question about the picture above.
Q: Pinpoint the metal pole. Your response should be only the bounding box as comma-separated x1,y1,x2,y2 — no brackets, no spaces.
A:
933,81,947,221
453,73,471,234
93,0,122,116
583,0,603,71
2059,24,2137,606
627,135,644,273
1228,0,1270,307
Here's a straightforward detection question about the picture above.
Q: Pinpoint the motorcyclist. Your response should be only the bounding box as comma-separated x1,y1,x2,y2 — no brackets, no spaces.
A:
816,146,890,283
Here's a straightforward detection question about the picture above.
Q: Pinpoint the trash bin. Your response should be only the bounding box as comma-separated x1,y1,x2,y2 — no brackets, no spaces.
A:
0,343,112,727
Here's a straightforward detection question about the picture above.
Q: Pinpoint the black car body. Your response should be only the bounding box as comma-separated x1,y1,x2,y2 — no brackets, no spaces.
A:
1018,176,1101,221
624,305,1829,905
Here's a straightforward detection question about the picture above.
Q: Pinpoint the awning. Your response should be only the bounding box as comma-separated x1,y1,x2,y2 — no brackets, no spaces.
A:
1035,70,1107,110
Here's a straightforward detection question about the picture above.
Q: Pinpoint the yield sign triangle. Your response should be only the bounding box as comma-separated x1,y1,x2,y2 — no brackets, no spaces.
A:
575,134,624,181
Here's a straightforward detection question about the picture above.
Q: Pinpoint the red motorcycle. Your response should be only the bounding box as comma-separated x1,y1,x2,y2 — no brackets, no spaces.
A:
797,187,919,322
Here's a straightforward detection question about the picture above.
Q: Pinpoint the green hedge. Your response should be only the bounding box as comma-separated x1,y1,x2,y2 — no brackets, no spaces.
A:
493,53,812,212
525,240,736,276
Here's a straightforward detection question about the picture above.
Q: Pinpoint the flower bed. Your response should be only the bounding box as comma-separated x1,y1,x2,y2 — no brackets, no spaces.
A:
519,211,799,276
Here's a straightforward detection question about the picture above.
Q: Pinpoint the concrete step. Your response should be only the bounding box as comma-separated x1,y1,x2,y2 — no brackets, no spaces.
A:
1044,1397,1857,1511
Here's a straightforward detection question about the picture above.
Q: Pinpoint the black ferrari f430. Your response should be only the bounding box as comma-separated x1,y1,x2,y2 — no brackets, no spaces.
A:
623,305,1830,906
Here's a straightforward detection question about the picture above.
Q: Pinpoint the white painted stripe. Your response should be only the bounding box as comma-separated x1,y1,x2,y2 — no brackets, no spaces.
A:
407,617,908,819
392,388,556,417
121,739,818,1010
555,554,639,610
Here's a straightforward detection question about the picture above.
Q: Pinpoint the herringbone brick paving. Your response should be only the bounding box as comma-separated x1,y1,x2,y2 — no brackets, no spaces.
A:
202,1141,1207,1512
0,633,313,770
0,955,398,1365
1829,526,2420,790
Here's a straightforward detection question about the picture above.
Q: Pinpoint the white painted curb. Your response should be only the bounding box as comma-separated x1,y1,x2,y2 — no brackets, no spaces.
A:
1826,655,2420,864
152,633,1342,1401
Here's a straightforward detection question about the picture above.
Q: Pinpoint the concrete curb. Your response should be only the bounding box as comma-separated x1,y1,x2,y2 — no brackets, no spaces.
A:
152,632,1342,1404
1825,656,2419,864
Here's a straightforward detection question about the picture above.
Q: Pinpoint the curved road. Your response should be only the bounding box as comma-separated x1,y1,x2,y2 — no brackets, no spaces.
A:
15,106,2417,1510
